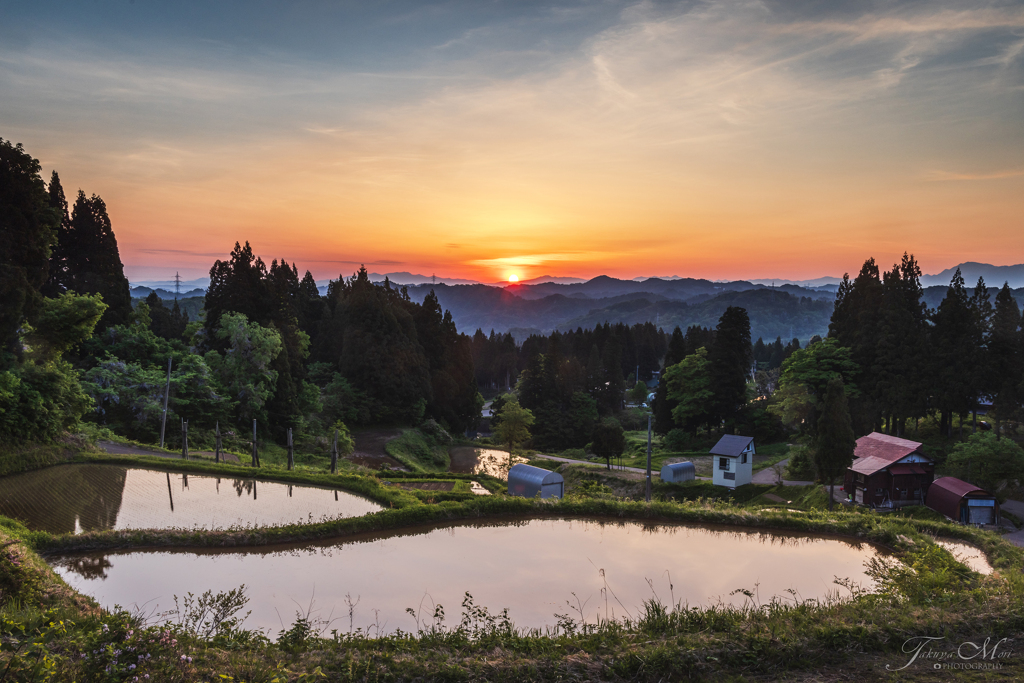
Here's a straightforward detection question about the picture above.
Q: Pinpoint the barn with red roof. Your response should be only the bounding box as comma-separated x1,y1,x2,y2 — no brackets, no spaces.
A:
843,432,935,508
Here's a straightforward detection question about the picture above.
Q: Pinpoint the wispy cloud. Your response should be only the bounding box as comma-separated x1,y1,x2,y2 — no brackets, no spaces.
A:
925,168,1024,181
4,1,1023,280
138,248,228,257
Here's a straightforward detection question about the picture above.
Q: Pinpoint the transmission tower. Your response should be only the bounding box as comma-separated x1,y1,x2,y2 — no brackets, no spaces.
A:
174,272,181,300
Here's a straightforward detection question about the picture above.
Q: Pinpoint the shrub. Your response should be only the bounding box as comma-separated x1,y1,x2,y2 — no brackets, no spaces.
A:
945,431,1024,493
663,429,691,452
420,419,453,446
786,445,816,480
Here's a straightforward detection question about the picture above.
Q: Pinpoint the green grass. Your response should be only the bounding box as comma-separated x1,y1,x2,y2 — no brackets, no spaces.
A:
749,442,791,471
0,434,101,477
385,428,450,472
654,480,773,504
747,484,828,510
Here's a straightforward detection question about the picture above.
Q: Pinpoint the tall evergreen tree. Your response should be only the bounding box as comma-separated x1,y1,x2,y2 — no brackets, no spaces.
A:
931,269,980,438
708,306,752,429
62,191,132,330
0,139,59,365
873,254,928,436
205,241,269,337
41,171,71,297
815,377,855,510
653,326,686,433
989,283,1022,435
829,258,883,432
969,276,993,431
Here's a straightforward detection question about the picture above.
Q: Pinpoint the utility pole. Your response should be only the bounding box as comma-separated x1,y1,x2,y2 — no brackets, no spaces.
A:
159,357,172,448
181,419,188,459
646,413,652,502
214,421,221,464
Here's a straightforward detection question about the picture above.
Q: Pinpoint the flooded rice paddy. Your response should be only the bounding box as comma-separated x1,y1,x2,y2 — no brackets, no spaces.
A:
933,539,994,574
52,518,883,635
448,447,527,479
0,465,381,533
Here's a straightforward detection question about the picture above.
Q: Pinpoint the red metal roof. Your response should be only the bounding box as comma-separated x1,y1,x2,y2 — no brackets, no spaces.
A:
854,432,923,464
926,477,995,521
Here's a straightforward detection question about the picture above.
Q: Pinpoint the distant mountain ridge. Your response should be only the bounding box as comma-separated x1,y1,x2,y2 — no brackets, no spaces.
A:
921,262,1024,288
128,262,1024,341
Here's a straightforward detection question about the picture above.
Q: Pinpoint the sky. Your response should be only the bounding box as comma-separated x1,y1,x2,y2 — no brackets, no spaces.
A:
2,0,1023,284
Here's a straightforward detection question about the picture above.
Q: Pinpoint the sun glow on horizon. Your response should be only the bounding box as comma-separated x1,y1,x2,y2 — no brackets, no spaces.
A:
508,274,519,283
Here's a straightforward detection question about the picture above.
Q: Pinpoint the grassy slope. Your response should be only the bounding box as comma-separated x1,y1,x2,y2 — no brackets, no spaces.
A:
384,428,450,472
0,434,102,477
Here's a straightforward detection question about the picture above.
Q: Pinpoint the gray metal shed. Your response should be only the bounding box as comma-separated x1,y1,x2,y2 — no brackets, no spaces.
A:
660,461,695,483
508,464,564,499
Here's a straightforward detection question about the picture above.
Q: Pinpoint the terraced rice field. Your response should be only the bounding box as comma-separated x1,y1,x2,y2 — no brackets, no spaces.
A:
0,464,381,533
52,518,886,634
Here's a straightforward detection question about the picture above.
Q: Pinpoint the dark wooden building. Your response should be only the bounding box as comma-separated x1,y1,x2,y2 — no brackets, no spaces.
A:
843,432,935,508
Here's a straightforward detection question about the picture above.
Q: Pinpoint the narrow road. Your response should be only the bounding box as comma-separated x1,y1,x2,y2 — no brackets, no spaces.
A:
97,441,240,463
750,458,815,486
530,453,712,480
1000,499,1024,547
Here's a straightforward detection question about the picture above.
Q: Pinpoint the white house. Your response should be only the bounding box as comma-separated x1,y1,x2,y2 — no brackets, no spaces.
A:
710,435,755,488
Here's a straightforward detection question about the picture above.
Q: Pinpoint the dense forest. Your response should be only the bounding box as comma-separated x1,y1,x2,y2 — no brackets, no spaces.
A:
4,135,1024,469
0,139,481,450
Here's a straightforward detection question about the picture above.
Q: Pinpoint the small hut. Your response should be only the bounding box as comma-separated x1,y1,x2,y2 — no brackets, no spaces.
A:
710,435,754,488
660,461,695,484
925,477,999,526
507,464,564,499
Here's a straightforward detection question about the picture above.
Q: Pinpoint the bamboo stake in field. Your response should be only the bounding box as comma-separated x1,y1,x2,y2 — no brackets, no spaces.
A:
215,421,221,464
287,427,294,470
252,419,261,467
331,429,339,474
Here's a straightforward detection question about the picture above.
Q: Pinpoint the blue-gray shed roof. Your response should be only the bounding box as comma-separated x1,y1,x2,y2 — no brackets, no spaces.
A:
508,463,564,487
662,462,695,475
710,435,754,457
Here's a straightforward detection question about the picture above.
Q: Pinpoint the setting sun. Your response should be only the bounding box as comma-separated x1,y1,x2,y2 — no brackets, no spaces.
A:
508,274,519,283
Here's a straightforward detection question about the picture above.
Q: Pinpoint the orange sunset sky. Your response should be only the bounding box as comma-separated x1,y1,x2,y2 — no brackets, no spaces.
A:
3,1,1023,283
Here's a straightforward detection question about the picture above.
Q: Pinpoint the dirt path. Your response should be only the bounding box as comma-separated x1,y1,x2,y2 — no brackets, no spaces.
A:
750,458,815,486
97,441,240,463
347,428,406,470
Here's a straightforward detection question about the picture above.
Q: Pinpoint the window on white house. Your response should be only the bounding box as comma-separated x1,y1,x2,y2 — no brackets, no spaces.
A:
719,457,729,470
741,453,747,464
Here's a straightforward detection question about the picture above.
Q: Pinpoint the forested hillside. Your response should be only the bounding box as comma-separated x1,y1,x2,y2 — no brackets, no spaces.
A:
0,139,482,451
403,281,835,341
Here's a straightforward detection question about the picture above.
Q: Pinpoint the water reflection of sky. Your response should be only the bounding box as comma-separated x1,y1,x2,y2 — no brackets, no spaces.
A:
0,465,380,533
933,539,993,575
449,447,526,480
52,518,881,635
